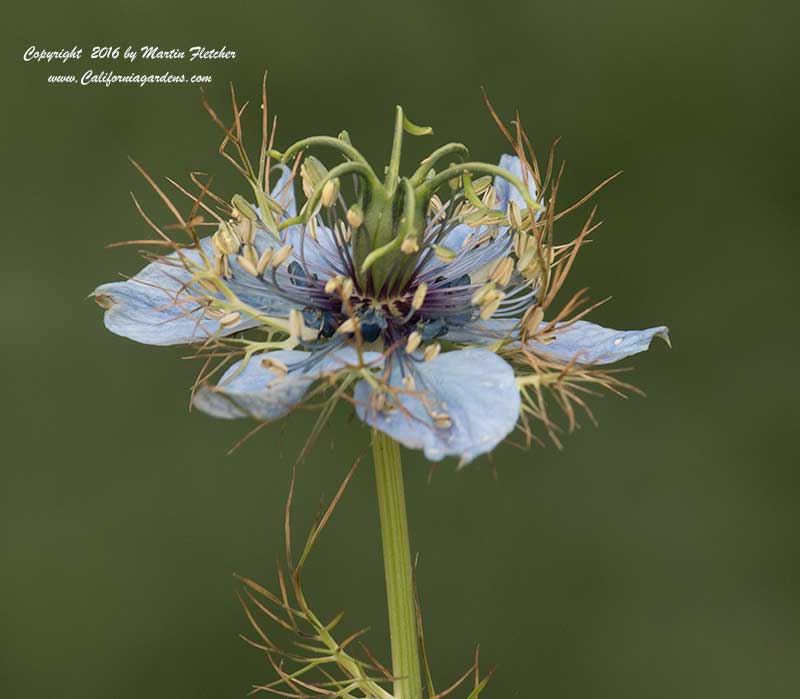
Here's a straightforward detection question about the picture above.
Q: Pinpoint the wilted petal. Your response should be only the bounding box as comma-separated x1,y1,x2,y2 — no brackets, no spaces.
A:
532,320,670,365
193,347,382,420
354,349,520,464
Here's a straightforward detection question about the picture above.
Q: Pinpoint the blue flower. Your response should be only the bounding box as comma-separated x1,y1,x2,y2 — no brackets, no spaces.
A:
95,113,668,464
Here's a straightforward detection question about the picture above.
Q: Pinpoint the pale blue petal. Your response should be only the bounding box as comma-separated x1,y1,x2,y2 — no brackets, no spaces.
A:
270,165,297,218
531,320,670,365
435,221,474,252
494,154,541,215
268,165,346,277
193,347,383,420
427,152,534,279
94,234,298,346
354,349,520,464
442,319,518,344
96,166,342,347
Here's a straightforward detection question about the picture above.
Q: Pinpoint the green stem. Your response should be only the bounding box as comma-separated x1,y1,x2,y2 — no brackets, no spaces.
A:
372,429,422,699
417,161,542,215
385,106,405,195
409,142,469,187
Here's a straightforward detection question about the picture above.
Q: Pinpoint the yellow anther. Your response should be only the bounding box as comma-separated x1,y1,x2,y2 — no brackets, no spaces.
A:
307,216,319,241
336,220,351,244
423,342,441,362
300,156,327,199
324,275,342,294
522,306,544,335
472,175,492,195
430,411,453,429
471,282,496,306
261,356,289,376
346,204,364,228
507,200,522,230
401,235,419,254
411,282,428,310
405,331,422,354
256,248,274,275
341,277,354,299
211,222,240,256
427,194,445,221
288,309,303,339
479,293,504,320
433,245,456,262
321,179,340,207
197,278,218,294
218,311,241,328
481,185,497,210
489,257,515,287
236,254,258,277
214,252,231,279
271,244,293,268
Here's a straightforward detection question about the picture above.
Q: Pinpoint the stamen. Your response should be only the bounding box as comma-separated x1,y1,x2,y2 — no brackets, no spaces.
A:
471,175,492,195
321,179,339,207
429,410,452,429
489,257,514,287
256,248,274,275
242,243,258,267
336,220,352,244
211,222,240,256
479,293,505,320
307,216,319,241
324,275,342,294
300,156,327,198
471,282,496,306
234,217,256,246
237,254,258,277
433,245,456,262
214,252,231,279
219,311,241,327
261,356,289,376
401,236,419,254
198,278,218,294
423,342,441,362
522,305,544,335
406,331,422,353
411,282,428,310
288,308,304,339
346,205,364,228
507,200,522,230
341,277,354,299
481,185,497,209
271,244,293,268
427,194,446,221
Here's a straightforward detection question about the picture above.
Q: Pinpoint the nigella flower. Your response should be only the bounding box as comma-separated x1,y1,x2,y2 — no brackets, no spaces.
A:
93,95,668,463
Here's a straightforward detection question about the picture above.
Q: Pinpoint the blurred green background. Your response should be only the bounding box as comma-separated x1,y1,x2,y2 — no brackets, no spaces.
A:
2,1,798,697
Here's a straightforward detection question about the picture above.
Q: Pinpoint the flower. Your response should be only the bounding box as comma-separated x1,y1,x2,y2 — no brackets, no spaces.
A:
93,101,668,464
